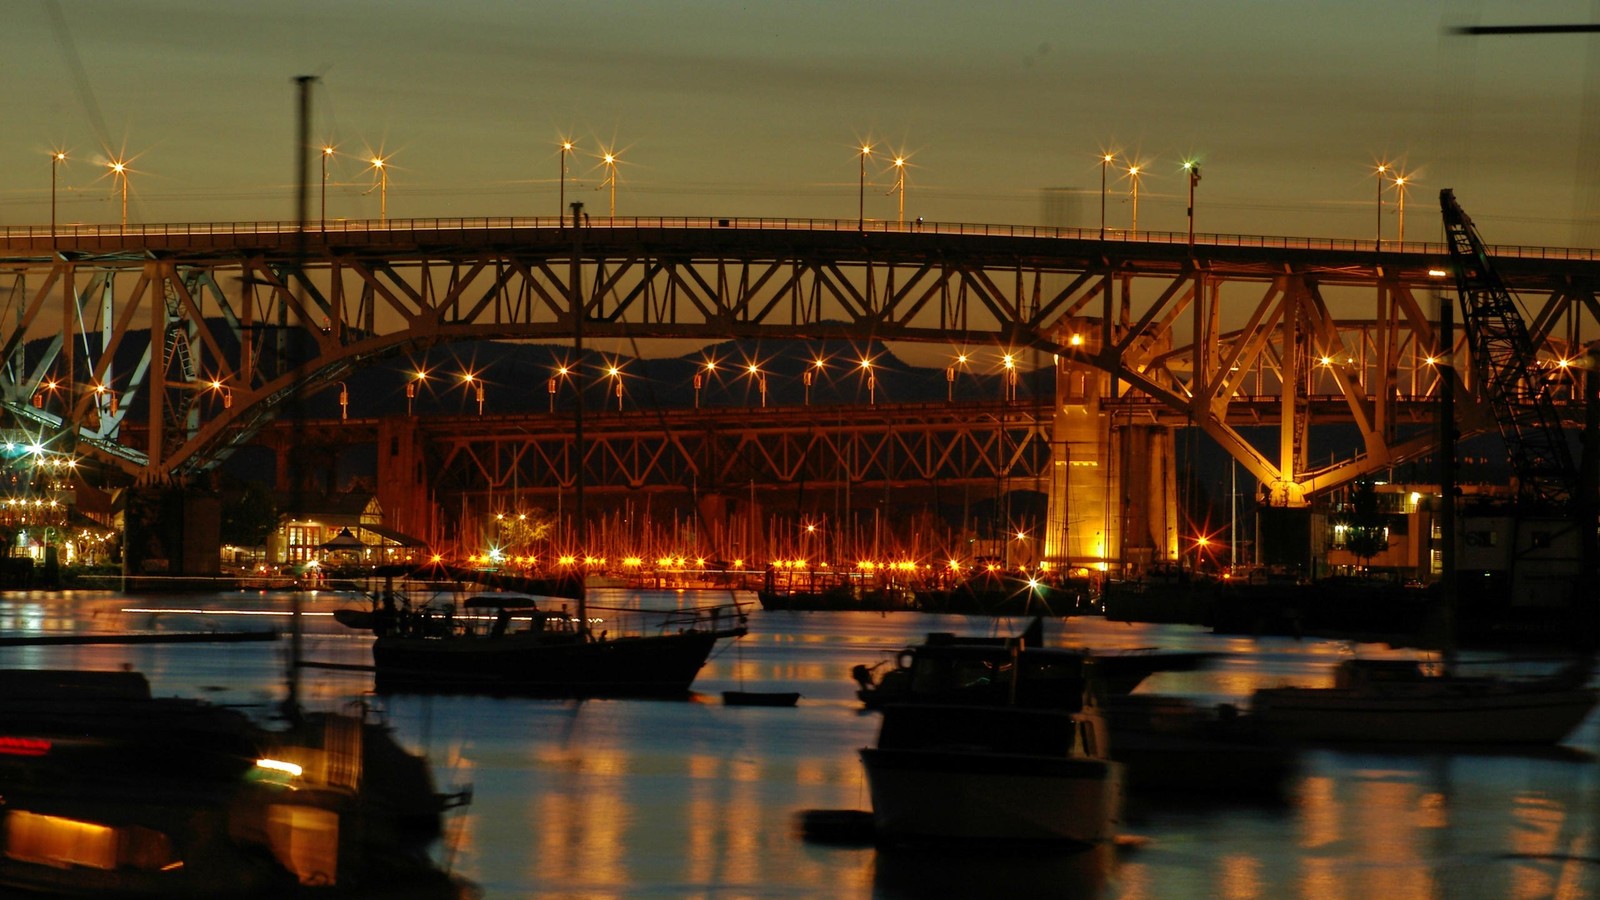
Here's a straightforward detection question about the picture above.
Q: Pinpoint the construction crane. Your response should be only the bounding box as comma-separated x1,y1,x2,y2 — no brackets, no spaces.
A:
1439,188,1578,511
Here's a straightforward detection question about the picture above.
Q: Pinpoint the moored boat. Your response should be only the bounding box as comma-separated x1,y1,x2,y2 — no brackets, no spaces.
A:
340,583,748,697
0,669,469,898
860,694,1121,844
852,618,1216,708
1102,693,1297,797
1250,657,1597,746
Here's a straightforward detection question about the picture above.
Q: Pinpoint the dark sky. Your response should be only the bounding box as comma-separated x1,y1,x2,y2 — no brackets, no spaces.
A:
5,1,1600,247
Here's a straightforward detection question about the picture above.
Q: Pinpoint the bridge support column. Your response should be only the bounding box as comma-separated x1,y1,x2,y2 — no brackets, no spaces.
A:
376,417,436,550
1046,319,1177,578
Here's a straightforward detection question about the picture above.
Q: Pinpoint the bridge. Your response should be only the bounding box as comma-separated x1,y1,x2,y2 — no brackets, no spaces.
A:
3,214,1597,569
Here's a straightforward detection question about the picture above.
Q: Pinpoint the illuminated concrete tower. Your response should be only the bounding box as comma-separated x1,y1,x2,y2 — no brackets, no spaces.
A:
1045,318,1178,578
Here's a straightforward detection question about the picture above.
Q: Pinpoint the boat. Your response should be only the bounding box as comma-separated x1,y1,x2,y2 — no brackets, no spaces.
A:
1101,693,1297,797
756,567,915,612
0,668,470,898
851,618,1216,708
722,690,801,707
914,571,1093,617
859,658,1121,845
338,582,748,697
1250,657,1597,746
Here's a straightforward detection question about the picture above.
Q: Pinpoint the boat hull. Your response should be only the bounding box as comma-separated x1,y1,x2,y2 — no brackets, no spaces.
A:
861,747,1120,844
373,629,724,697
1252,684,1599,745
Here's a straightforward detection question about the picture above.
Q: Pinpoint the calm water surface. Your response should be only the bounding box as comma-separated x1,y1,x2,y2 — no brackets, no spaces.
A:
2,587,1598,899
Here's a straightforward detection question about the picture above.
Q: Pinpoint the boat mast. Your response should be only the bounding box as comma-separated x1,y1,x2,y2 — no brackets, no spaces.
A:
285,73,316,720
570,201,588,637
1437,291,1457,669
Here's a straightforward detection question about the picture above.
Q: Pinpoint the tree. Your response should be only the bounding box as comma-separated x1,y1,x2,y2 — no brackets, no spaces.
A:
221,480,278,549
1339,481,1389,571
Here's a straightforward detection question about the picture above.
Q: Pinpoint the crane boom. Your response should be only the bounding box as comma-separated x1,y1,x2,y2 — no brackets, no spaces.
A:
1439,188,1576,509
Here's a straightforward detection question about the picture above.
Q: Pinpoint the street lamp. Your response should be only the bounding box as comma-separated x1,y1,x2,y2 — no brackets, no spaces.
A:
335,381,349,420
857,142,873,230
804,358,825,405
859,358,876,405
1182,161,1201,247
549,364,570,413
107,159,129,231
406,369,427,415
1393,174,1409,244
607,364,624,410
50,151,67,239
1099,153,1115,239
600,149,619,219
369,155,389,224
320,145,334,229
947,353,970,402
461,372,484,416
1126,164,1142,236
695,360,716,408
746,363,767,408
559,138,574,218
1001,352,1018,402
888,156,907,227
1374,162,1389,249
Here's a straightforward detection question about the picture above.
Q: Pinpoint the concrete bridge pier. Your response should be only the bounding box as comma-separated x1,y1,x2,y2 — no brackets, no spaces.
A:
1045,319,1179,579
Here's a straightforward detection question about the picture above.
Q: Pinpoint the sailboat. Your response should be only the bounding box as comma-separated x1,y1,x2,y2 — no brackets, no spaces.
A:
1250,286,1597,747
338,201,747,697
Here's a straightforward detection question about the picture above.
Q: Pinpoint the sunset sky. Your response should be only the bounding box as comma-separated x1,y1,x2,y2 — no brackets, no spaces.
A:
4,1,1598,247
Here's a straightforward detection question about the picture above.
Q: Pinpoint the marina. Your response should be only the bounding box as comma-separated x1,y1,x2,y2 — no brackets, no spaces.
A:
2,587,1599,897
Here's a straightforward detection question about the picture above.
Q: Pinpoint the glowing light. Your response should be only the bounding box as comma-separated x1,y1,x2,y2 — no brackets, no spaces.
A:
1070,334,1084,347
256,758,303,777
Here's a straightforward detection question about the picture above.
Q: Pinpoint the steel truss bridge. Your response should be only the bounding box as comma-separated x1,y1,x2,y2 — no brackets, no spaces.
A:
3,215,1599,507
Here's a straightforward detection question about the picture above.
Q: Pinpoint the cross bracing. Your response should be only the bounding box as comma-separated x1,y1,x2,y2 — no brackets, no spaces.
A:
1,217,1597,501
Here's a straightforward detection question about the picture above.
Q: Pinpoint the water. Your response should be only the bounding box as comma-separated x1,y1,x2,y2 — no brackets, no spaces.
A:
3,587,1599,899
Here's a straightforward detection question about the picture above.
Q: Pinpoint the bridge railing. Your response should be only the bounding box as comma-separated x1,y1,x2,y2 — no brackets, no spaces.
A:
3,216,1598,262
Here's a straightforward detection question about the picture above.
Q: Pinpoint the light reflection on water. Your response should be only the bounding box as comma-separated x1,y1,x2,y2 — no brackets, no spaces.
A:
0,589,1598,898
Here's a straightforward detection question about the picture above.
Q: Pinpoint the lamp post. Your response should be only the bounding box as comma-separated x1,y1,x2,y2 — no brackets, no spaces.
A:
601,151,618,219
746,363,766,408
607,364,624,410
1393,175,1408,244
335,381,349,420
1099,153,1115,239
859,358,876,405
1183,161,1201,247
559,139,574,218
889,156,907,227
549,365,569,413
1002,352,1017,402
1374,162,1389,249
857,143,873,230
369,155,389,224
462,372,483,416
406,370,426,415
107,159,129,232
804,358,824,405
50,151,67,240
947,353,969,402
695,361,716,408
1127,165,1141,236
320,146,334,230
